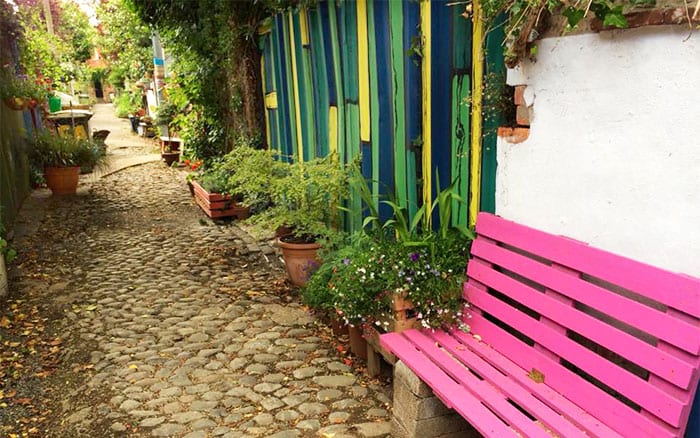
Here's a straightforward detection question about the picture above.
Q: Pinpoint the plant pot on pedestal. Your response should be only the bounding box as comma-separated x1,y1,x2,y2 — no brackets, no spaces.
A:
45,166,80,195
276,237,321,287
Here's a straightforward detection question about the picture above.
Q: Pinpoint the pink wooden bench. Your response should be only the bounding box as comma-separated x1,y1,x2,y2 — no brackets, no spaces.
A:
381,212,700,437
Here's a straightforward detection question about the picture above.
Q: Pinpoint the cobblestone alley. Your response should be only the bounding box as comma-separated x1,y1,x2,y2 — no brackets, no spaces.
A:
0,106,392,438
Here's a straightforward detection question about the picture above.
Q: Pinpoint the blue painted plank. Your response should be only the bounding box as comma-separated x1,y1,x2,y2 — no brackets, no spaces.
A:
430,0,453,227
403,0,421,217
319,1,337,107
373,0,395,221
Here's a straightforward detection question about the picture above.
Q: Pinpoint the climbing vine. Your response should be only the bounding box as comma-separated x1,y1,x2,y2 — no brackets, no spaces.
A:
455,0,696,66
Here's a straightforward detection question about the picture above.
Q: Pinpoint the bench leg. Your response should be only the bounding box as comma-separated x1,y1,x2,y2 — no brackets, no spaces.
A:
367,343,382,377
392,361,480,438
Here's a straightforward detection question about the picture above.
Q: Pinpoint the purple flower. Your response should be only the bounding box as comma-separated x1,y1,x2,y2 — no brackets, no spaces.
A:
343,258,350,265
410,252,420,262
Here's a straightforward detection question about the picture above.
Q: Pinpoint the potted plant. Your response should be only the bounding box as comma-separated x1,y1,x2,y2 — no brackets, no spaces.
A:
187,158,250,220
30,132,106,195
253,154,349,286
0,71,47,111
155,101,183,161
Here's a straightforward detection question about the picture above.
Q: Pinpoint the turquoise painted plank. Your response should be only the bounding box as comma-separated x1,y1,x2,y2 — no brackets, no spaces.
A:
281,13,299,161
328,1,346,165
340,2,359,104
480,14,506,214
272,16,293,159
308,7,330,158
292,11,316,161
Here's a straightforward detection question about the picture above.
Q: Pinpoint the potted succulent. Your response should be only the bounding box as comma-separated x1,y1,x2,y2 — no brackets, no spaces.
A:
30,132,106,195
253,154,349,286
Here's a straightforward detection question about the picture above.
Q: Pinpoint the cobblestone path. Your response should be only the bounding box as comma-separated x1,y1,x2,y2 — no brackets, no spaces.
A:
4,163,392,437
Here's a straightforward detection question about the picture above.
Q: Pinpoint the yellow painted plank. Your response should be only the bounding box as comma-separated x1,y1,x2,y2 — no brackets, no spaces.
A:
300,7,310,46
469,0,484,228
257,17,272,35
288,12,304,162
264,92,278,109
261,56,272,148
329,105,338,155
356,0,371,143
420,0,432,225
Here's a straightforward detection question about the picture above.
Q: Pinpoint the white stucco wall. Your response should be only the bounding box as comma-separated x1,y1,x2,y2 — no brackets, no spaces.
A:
496,25,700,277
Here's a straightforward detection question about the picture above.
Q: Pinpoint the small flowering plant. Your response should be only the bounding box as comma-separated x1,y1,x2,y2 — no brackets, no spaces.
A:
328,230,472,331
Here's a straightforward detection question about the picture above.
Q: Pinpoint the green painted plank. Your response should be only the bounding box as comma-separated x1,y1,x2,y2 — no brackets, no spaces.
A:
480,14,507,214
281,12,299,161
346,103,362,231
451,7,472,71
328,1,346,165
366,0,379,212
388,0,407,208
292,11,317,161
309,7,330,158
451,74,470,226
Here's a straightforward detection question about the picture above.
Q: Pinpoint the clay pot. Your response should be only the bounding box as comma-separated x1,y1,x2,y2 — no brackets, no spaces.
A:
45,166,80,195
161,152,180,166
276,238,321,287
330,318,349,337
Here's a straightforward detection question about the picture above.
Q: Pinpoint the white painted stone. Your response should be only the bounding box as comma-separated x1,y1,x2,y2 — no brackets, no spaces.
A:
496,25,700,277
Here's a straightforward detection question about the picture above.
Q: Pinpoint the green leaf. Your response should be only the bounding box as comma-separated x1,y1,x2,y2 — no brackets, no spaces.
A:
603,10,628,28
563,7,586,27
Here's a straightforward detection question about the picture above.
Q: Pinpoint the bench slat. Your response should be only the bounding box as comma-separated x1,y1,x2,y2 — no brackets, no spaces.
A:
471,238,700,355
380,332,519,437
475,213,700,318
468,259,696,389
417,330,594,438
439,328,625,438
468,284,686,427
464,310,678,438
401,329,563,438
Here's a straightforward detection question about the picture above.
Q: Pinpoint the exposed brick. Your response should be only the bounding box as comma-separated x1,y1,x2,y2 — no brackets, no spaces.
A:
625,10,664,28
498,126,530,144
516,105,530,126
514,85,526,106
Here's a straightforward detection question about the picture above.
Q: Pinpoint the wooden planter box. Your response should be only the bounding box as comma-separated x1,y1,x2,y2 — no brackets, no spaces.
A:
190,180,250,219
361,293,417,376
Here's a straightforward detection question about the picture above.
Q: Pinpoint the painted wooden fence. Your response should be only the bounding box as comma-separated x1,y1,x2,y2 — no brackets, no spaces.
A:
259,0,501,231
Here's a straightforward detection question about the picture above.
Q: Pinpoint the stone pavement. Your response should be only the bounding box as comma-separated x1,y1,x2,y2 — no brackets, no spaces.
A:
6,162,393,437
89,103,161,179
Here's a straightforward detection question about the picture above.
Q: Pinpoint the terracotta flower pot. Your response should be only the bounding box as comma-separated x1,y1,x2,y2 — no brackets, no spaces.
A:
276,238,321,287
3,97,26,111
45,166,80,195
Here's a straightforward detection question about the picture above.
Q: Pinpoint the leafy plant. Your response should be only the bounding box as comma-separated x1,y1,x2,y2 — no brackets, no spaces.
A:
30,132,106,169
154,100,179,127
252,154,349,242
305,172,475,331
0,215,16,264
